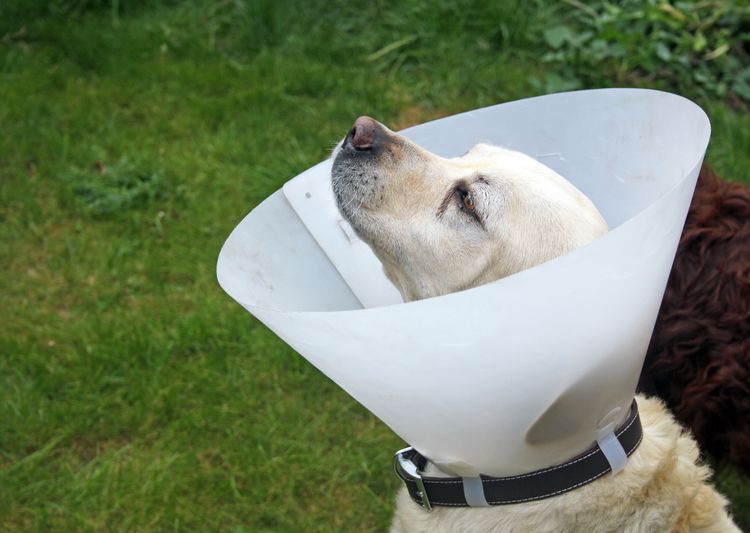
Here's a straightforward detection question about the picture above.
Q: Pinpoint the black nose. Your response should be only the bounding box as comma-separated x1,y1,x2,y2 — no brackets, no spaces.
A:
345,116,382,151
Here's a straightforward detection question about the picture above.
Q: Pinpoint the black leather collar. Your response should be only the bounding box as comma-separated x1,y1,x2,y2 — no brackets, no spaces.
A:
394,399,642,510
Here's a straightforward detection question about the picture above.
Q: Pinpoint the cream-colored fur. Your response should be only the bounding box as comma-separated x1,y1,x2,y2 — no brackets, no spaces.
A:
331,118,739,532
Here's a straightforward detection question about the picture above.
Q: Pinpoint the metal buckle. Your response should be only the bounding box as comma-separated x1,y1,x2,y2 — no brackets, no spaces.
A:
393,446,432,511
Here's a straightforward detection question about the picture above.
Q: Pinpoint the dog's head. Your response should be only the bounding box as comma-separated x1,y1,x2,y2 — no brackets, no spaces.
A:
331,116,608,301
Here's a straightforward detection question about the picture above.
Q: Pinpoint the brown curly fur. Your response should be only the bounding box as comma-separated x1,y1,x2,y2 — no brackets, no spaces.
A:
639,165,750,475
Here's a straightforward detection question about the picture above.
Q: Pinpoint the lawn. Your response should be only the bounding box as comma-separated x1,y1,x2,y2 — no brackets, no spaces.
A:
1,1,749,531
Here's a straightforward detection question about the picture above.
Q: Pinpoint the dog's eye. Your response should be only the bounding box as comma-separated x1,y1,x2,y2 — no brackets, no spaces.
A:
457,188,475,212
462,191,475,212
454,186,484,228
438,183,484,228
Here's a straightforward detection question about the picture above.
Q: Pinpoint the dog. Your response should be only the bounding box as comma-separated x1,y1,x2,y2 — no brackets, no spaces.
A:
640,166,750,476
331,117,740,532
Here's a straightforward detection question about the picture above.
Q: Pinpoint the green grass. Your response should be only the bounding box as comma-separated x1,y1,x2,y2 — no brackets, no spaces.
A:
1,1,749,531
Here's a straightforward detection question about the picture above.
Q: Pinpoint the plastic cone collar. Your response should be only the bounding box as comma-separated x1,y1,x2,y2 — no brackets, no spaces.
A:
217,89,710,477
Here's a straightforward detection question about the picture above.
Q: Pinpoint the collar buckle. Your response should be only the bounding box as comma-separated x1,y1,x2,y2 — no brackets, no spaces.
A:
393,446,432,511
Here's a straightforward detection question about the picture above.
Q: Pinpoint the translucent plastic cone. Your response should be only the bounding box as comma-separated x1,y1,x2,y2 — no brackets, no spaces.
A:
217,89,710,477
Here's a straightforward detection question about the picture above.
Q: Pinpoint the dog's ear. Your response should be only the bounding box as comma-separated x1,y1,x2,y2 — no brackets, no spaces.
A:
462,143,502,159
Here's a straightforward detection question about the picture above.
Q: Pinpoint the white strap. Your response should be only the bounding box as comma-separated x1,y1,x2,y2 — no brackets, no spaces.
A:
597,430,628,475
462,476,490,507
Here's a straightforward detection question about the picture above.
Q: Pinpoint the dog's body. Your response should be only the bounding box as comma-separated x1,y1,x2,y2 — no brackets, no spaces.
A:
391,396,735,533
331,117,739,532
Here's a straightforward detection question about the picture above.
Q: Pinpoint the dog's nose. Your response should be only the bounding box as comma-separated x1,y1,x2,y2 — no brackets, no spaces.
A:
346,116,381,151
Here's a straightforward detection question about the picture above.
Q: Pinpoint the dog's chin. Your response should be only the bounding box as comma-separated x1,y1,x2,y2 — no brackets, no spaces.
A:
336,200,379,243
332,163,382,227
